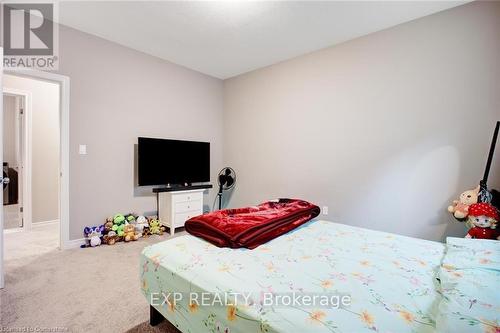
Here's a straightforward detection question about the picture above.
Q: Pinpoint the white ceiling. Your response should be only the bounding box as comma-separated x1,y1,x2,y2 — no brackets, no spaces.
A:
58,1,469,79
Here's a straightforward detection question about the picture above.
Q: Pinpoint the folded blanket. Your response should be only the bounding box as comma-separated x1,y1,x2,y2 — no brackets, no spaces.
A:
185,199,320,249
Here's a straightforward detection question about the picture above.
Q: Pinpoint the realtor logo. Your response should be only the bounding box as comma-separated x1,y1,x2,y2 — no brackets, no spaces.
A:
2,2,59,69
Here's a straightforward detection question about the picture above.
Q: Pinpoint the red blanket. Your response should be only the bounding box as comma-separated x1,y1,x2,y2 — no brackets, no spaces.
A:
185,199,320,249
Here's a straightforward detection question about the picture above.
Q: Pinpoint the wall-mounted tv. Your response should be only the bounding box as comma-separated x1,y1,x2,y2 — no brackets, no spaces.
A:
138,137,210,186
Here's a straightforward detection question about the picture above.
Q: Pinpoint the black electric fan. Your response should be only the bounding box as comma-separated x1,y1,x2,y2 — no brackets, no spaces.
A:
217,167,236,210
453,121,499,221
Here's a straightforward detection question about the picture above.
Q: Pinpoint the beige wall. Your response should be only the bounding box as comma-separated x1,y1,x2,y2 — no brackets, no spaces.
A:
223,1,500,241
53,25,224,240
3,75,60,223
3,95,16,167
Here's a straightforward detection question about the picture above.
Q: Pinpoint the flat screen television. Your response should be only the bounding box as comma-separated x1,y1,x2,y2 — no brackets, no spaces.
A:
138,137,210,186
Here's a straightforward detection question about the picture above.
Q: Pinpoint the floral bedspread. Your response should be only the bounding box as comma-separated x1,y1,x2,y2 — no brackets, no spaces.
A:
436,237,500,333
141,220,451,333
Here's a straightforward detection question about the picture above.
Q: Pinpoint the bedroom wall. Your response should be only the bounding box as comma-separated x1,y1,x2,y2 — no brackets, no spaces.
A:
223,1,500,241
3,75,60,224
52,25,224,240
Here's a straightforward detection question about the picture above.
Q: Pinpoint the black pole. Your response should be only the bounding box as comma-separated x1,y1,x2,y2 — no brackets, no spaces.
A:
482,121,500,185
218,183,223,210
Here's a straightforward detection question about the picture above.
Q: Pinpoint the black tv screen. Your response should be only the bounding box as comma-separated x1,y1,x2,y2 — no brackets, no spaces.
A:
138,137,210,186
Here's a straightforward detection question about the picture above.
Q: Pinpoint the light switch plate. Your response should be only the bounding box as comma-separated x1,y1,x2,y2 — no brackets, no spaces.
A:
79,144,87,155
322,206,329,215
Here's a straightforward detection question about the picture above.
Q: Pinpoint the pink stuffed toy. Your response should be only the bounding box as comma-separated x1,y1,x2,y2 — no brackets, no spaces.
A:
465,203,499,240
448,186,480,219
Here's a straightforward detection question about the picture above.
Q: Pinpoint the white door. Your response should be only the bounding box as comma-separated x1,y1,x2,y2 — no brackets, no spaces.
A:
1,46,4,289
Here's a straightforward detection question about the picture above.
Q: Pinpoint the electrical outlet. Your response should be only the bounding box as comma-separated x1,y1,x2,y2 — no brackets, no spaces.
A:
79,144,87,155
322,206,329,215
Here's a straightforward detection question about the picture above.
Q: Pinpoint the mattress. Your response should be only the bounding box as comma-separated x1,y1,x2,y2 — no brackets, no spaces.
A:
436,237,500,333
141,220,449,332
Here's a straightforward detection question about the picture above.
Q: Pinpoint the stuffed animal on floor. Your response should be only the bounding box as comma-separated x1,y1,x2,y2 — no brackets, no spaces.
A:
149,218,165,235
135,215,149,237
80,225,105,248
465,203,499,240
103,230,118,245
104,217,114,234
112,213,126,238
448,186,480,219
125,213,137,224
123,223,140,242
113,213,125,225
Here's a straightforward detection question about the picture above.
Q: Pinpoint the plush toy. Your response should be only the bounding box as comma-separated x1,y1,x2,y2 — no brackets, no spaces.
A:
125,213,137,224
149,218,165,235
135,215,149,237
103,230,118,245
104,217,114,234
465,203,499,240
112,223,125,237
81,225,104,248
448,186,480,219
123,223,140,242
113,213,125,225
112,213,126,237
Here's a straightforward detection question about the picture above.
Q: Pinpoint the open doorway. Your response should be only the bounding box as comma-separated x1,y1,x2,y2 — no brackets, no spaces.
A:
3,93,24,230
3,74,61,260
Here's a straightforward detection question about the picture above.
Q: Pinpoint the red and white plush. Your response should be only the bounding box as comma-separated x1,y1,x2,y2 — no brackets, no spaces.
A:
465,202,499,240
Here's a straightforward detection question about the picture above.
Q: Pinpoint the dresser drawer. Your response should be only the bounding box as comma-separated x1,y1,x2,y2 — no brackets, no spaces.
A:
175,200,202,213
172,192,203,203
174,211,199,227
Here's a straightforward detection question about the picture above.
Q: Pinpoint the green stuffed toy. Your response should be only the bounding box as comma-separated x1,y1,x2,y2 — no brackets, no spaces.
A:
112,214,126,237
125,214,136,224
112,224,125,237
113,214,125,225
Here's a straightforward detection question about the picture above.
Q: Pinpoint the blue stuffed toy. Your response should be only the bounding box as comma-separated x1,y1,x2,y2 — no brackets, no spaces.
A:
80,225,105,248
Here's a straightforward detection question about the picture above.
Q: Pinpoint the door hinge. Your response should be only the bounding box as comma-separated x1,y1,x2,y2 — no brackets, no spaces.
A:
20,206,23,213
20,108,24,115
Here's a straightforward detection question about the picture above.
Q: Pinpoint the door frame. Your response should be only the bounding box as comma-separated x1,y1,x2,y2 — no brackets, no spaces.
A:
3,88,32,231
1,45,3,289
3,69,70,251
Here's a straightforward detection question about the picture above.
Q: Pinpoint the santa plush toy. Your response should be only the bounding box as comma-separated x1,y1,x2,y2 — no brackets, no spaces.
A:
465,202,499,240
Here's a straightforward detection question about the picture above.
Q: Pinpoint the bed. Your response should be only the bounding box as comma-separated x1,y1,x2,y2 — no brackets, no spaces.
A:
140,220,500,333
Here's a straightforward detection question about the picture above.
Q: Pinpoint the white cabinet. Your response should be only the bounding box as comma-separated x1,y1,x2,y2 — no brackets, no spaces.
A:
158,189,204,236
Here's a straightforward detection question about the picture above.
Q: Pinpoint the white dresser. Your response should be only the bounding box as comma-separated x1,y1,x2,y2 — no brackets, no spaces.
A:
158,189,204,235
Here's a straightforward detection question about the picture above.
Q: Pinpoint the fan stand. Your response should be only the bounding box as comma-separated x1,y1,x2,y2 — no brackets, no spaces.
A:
479,120,499,202
216,167,236,211
217,183,224,210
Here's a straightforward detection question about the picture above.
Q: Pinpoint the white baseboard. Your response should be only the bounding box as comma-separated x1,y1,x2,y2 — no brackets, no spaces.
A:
63,238,85,249
32,219,59,227
3,227,23,234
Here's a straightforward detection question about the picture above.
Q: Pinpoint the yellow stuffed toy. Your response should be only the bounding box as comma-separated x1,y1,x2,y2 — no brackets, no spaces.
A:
123,223,139,242
149,219,165,235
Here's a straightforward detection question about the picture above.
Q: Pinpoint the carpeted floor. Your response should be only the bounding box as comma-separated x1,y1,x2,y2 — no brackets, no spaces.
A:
4,222,60,261
1,225,185,332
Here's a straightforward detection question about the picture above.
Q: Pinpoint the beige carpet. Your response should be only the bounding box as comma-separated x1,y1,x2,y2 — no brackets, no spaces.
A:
4,222,60,261
1,226,186,332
